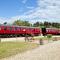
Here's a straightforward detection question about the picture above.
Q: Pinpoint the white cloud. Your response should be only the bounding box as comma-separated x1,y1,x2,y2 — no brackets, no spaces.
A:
26,6,34,9
0,17,20,24
0,17,9,24
23,0,60,22
0,0,60,24
22,0,27,4
37,0,60,19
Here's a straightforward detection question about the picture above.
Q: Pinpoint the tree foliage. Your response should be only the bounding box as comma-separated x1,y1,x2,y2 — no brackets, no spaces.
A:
13,20,60,28
33,21,60,28
33,22,40,27
13,20,31,26
3,22,7,25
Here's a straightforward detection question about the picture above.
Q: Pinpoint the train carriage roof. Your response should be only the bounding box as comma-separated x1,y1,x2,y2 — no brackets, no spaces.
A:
0,24,40,28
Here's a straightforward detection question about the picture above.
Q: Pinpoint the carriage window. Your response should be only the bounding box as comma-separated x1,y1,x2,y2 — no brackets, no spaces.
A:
15,27,20,30
10,27,12,30
33,29,35,31
17,27,20,30
4,27,7,30
20,27,21,30
15,27,17,30
28,28,32,30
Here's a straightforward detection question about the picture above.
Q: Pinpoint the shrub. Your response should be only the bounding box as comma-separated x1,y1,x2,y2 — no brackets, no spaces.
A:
47,34,52,39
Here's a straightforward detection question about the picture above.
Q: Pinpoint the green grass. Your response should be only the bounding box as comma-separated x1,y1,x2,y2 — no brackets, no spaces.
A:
0,42,38,59
34,36,53,40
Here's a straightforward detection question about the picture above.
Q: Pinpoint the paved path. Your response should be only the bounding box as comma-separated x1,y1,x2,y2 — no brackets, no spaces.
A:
1,41,60,60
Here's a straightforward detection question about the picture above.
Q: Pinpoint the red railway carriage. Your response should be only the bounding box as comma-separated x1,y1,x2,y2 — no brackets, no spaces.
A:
58,29,60,34
0,25,41,37
0,24,60,38
25,27,41,36
46,28,59,35
41,27,60,35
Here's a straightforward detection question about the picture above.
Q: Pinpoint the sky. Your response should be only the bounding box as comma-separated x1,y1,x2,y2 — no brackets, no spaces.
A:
0,0,60,24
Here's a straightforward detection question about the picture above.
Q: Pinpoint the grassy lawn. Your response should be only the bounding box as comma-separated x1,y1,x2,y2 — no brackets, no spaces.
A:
0,42,38,59
34,35,60,42
34,36,50,40
34,35,60,40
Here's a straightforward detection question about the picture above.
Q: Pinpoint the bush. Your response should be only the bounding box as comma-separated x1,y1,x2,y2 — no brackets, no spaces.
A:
47,34,52,39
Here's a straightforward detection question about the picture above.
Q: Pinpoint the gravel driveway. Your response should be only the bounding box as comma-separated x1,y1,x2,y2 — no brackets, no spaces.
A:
1,40,60,60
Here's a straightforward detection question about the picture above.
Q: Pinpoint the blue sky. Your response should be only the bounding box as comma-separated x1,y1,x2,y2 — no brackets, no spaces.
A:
0,0,60,23
0,0,37,17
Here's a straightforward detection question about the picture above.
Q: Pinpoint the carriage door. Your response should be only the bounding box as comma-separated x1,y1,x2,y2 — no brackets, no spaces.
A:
41,28,46,36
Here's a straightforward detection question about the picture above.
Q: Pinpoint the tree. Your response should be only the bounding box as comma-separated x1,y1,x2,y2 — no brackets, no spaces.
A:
33,22,40,27
3,22,7,25
51,22,60,28
39,22,44,27
23,21,31,26
13,20,60,28
13,20,31,26
44,21,49,27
